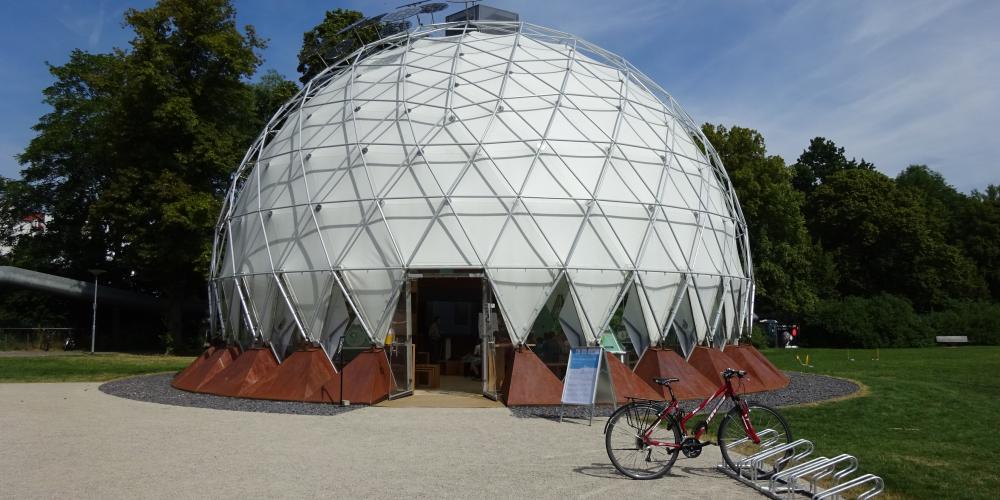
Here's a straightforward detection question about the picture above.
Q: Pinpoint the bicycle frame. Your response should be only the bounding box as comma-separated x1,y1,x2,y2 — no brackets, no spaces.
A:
641,376,759,449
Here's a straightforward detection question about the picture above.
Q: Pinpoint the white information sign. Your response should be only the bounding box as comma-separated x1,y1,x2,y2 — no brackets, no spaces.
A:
561,347,603,405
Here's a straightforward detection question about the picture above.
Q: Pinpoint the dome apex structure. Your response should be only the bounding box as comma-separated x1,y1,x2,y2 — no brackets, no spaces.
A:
199,21,754,403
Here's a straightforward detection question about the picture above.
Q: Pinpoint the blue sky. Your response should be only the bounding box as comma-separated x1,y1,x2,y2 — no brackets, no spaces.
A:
1,0,996,191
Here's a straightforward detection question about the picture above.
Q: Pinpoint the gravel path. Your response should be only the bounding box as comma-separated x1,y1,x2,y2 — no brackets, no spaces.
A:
101,370,858,418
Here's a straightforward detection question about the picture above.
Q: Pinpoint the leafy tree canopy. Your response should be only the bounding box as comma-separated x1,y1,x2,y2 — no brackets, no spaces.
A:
791,137,874,193
702,124,820,316
297,9,380,84
7,0,296,347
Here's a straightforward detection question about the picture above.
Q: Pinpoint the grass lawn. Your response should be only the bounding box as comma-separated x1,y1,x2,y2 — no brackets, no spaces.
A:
0,353,194,382
761,346,999,500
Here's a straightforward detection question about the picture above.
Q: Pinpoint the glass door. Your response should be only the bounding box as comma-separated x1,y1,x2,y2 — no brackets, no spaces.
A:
387,279,413,399
481,279,501,400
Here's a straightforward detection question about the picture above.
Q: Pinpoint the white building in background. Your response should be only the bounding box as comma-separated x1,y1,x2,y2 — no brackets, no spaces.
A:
0,213,49,256
204,21,753,400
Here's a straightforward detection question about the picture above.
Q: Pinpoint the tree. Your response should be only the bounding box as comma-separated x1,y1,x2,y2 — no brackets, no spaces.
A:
297,9,372,84
809,168,986,309
956,185,1000,300
702,124,819,316
296,8,412,84
791,137,874,193
14,0,267,349
250,70,300,132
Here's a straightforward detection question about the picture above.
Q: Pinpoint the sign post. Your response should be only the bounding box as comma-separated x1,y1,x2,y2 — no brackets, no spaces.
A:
560,346,615,425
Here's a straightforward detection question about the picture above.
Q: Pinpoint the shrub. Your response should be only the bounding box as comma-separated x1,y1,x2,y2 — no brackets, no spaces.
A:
926,301,1000,345
800,294,933,348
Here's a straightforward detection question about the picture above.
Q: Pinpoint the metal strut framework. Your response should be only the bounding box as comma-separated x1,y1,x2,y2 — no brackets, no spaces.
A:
209,21,755,362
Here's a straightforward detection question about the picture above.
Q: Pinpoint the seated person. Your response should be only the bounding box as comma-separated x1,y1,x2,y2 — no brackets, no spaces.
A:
462,343,482,378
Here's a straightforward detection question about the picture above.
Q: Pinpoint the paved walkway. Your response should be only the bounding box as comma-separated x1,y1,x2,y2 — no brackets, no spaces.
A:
0,382,761,499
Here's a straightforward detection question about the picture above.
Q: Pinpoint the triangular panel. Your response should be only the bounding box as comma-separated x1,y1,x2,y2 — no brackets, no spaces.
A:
488,268,561,344
341,268,404,344
635,271,684,342
622,282,654,357
566,269,629,342
670,286,699,358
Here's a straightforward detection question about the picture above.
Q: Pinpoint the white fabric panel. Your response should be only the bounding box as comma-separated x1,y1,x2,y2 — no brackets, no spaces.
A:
690,274,723,344
450,196,509,262
722,278,739,345
521,198,585,265
598,201,651,267
317,280,352,358
488,200,560,268
557,287,588,348
671,287,699,358
259,151,308,210
567,269,628,341
409,203,478,267
282,271,332,340
622,283,652,357
636,271,684,343
488,268,561,344
218,278,241,342
340,206,400,270
265,207,324,272
341,269,404,343
235,214,270,276
269,294,300,362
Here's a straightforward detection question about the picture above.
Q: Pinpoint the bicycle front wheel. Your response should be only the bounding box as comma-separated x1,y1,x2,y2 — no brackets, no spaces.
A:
717,402,792,479
605,403,681,480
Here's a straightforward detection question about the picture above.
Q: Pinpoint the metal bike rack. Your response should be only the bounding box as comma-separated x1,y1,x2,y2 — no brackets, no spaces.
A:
718,436,885,499
813,474,884,500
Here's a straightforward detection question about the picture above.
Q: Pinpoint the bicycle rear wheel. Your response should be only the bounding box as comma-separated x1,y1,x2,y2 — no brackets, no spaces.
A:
717,402,792,479
605,403,681,480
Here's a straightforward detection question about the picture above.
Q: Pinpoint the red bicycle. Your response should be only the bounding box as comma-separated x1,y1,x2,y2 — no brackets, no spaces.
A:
604,368,792,480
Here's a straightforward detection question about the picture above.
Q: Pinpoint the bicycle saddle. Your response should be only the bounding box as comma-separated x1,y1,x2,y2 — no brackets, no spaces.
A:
653,377,679,385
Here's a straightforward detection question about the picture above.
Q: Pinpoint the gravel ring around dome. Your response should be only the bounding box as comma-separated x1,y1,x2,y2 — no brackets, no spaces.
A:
100,370,856,416
510,371,861,419
99,373,360,416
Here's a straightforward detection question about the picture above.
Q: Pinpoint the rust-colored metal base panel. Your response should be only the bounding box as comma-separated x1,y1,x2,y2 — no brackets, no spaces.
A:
688,346,768,394
502,347,564,406
243,347,338,403
199,347,280,397
604,352,663,403
632,347,717,400
725,344,790,391
173,346,217,386
172,346,238,392
321,348,393,405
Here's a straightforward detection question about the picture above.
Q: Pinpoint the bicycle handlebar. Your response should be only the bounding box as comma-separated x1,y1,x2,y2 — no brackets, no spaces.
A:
722,368,747,379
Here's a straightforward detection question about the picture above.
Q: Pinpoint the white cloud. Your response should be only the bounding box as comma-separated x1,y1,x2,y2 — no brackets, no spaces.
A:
667,0,999,191
56,0,108,50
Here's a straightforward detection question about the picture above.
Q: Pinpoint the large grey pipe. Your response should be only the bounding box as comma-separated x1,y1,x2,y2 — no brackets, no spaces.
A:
0,266,199,312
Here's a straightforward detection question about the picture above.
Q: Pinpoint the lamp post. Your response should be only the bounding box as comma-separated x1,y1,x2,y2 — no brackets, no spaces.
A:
87,269,105,354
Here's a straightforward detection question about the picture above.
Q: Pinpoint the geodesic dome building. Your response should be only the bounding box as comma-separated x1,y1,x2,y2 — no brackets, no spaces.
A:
183,20,756,404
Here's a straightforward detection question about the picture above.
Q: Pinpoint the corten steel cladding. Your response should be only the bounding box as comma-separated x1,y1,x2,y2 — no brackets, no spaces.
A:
208,21,756,398
502,347,563,406
632,347,717,400
724,344,788,391
688,346,767,394
604,351,662,403
320,347,393,405
243,347,338,403
199,347,280,397
172,345,216,385
172,346,238,392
